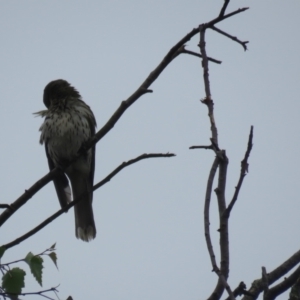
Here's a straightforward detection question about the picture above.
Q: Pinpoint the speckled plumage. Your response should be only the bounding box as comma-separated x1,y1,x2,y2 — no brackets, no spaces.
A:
36,79,97,242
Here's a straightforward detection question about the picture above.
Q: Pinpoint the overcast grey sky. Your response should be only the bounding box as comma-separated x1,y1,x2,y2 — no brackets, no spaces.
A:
1,1,300,300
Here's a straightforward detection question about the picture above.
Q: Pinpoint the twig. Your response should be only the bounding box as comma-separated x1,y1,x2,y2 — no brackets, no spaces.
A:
0,168,60,226
1,153,175,249
211,26,249,51
204,158,220,270
219,0,230,17
224,126,253,218
93,153,175,190
181,48,222,64
189,145,213,150
199,26,219,147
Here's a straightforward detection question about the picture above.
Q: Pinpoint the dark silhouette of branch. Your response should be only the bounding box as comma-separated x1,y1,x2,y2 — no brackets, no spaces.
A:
0,168,60,226
211,26,249,51
1,153,175,249
224,126,253,218
189,145,213,150
93,153,175,190
219,0,230,17
0,204,10,209
180,47,222,64
204,157,220,270
199,27,218,148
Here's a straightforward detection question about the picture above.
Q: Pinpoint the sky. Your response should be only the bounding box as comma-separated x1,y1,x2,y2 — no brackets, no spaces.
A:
1,1,300,300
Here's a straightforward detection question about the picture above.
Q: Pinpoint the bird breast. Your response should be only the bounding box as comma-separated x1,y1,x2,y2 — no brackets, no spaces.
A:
40,109,92,165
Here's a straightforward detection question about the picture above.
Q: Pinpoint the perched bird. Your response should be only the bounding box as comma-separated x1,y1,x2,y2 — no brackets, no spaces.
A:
35,79,97,242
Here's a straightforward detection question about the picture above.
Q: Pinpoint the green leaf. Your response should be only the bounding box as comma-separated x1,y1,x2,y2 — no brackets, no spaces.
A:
48,252,58,269
0,246,6,259
49,243,56,251
25,252,44,286
2,267,26,294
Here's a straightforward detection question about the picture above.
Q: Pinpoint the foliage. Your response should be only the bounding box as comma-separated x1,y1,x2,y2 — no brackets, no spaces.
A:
0,244,59,299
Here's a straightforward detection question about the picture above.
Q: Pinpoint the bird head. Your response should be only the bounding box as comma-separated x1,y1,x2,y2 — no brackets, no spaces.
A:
43,79,81,109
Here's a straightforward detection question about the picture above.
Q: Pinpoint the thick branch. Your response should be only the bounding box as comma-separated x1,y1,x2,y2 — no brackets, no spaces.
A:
1,153,175,249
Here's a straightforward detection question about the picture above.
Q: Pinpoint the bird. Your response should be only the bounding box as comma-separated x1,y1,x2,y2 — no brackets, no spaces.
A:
35,79,97,242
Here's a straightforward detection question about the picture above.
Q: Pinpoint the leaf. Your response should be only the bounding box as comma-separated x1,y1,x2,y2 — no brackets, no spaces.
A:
48,252,58,269
2,267,26,294
49,243,56,251
25,252,44,286
0,246,6,259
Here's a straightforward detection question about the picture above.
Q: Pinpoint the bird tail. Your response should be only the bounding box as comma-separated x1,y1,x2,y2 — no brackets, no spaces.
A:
69,171,96,242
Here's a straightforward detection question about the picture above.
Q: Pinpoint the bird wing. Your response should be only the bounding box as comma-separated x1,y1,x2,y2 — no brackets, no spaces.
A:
87,116,96,202
45,142,71,208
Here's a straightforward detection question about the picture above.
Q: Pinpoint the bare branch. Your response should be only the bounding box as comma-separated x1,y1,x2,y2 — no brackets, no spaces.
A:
189,145,213,150
204,157,220,271
93,153,175,190
211,26,249,51
181,48,222,64
225,126,253,218
1,153,175,249
203,156,234,300
219,0,230,18
198,27,219,148
0,168,60,226
0,204,10,209
208,7,250,27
